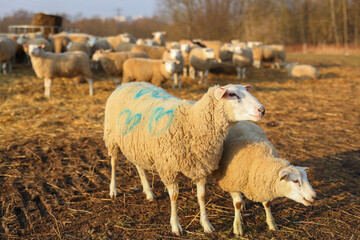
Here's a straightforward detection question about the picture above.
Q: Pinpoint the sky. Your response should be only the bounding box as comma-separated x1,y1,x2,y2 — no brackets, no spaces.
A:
0,0,158,19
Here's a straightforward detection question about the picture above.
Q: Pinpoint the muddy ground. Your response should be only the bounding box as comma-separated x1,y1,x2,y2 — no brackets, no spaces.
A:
0,54,359,239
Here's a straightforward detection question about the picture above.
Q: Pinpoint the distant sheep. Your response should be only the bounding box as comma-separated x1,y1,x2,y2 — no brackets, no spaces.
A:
213,121,316,236
131,45,167,59
232,46,253,79
66,42,91,56
152,31,166,46
0,36,16,74
27,44,93,98
104,82,265,235
162,49,184,88
49,35,71,53
107,33,136,51
189,47,216,84
285,62,320,79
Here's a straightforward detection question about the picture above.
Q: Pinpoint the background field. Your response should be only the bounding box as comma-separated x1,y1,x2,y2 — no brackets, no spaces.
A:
0,53,359,239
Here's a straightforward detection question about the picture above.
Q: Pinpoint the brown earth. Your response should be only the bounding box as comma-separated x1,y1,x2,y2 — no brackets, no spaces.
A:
0,54,359,239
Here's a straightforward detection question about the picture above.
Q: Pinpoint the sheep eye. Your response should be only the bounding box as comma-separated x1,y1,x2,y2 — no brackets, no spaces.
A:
292,179,299,184
228,93,237,97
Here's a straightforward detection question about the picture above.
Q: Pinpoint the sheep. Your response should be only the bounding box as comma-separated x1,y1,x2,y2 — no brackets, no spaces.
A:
65,33,94,43
232,46,253,79
26,44,94,98
116,42,136,52
251,45,264,68
136,38,158,46
180,43,194,77
194,40,222,61
122,58,177,86
131,45,167,59
162,49,184,88
66,42,91,56
18,37,53,64
0,37,16,75
285,62,320,79
213,121,316,236
104,81,265,235
219,43,235,62
165,41,180,50
107,33,136,51
49,35,71,53
92,50,149,84
269,44,286,69
188,47,216,84
152,31,166,46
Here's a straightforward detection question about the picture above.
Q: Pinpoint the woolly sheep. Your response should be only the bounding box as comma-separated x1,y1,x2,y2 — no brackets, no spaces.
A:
285,62,320,79
0,37,16,75
165,41,180,50
104,82,265,235
116,42,136,52
162,49,184,88
195,40,222,61
269,44,286,69
27,44,94,98
65,33,94,43
188,47,216,84
122,58,176,86
180,43,196,77
219,43,235,62
232,46,253,79
19,37,53,64
49,35,71,53
131,45,167,59
92,50,149,84
213,121,316,236
66,42,91,56
107,33,136,51
251,45,264,68
152,31,166,46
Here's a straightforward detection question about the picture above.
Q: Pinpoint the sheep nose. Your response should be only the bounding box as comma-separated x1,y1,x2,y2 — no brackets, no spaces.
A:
258,107,265,116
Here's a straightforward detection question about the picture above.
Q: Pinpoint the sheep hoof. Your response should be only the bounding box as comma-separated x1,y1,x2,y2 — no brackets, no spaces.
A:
201,219,215,233
171,223,183,236
146,192,156,201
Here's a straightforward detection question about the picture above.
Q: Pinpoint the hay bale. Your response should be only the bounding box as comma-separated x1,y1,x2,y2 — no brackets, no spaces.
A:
31,13,62,27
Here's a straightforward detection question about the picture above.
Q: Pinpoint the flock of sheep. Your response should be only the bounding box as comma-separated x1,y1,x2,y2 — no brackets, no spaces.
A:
0,30,318,236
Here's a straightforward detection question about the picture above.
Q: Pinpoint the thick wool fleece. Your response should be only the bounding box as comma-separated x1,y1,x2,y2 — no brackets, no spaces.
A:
97,51,149,77
122,59,171,86
290,65,319,79
131,45,167,59
200,40,222,60
67,42,91,56
251,46,264,62
189,48,214,71
0,37,16,62
51,36,70,53
232,48,253,68
162,50,184,74
24,38,52,52
30,50,92,79
104,82,235,184
213,121,290,203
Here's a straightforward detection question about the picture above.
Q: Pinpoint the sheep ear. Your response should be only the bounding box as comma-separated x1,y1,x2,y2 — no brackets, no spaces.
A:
245,85,253,92
302,167,309,171
214,87,227,100
279,170,289,181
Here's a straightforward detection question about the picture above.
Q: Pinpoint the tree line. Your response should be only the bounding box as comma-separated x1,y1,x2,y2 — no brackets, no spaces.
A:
0,0,359,47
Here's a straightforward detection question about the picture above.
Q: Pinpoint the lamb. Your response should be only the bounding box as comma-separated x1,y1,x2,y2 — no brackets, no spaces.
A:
26,44,94,98
0,37,16,74
66,42,91,56
122,58,176,86
107,33,136,51
131,45,167,59
232,46,253,79
92,50,149,84
188,47,216,84
162,49,184,88
213,121,316,236
104,82,265,235
285,62,320,79
152,31,166,46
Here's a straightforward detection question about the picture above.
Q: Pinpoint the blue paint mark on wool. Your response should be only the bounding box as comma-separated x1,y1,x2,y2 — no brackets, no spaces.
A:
117,109,142,136
134,87,173,100
149,107,175,136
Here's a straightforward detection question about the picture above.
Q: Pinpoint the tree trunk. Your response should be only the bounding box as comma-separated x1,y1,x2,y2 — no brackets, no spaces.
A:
343,0,348,55
329,0,340,45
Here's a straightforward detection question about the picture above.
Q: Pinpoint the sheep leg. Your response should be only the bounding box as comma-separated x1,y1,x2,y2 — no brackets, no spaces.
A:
135,165,155,201
183,66,188,77
109,156,117,199
198,71,204,84
236,67,241,79
230,192,245,236
178,75,182,88
44,78,52,98
166,183,183,236
262,201,278,230
171,74,175,89
113,77,121,86
189,66,196,80
196,178,215,233
2,63,6,75
87,78,94,96
204,70,209,84
242,68,246,79
9,62,12,73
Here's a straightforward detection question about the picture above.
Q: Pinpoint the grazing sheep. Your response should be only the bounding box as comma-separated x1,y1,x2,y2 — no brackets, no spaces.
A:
104,82,265,235
27,44,93,98
92,50,149,84
0,37,16,74
189,47,216,84
122,58,176,86
131,45,167,59
66,42,91,56
152,31,166,46
107,33,136,51
232,46,253,79
213,121,316,236
285,62,320,79
162,49,184,88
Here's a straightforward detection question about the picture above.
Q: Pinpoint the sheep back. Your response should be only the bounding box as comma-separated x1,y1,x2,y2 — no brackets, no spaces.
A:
232,48,253,68
291,65,319,79
67,42,91,56
189,48,214,71
131,45,167,59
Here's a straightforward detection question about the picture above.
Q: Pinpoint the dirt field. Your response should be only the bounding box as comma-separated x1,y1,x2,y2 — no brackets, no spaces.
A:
0,54,359,239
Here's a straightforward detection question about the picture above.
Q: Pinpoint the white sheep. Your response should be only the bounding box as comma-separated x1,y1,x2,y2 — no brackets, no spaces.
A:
285,62,320,79
104,82,265,235
162,49,184,88
26,44,94,98
131,45,167,59
213,121,316,236
152,31,166,46
232,46,253,79
189,47,216,84
66,42,91,56
92,50,149,84
0,37,16,75
107,33,136,51
116,42,136,52
122,58,176,86
49,35,71,53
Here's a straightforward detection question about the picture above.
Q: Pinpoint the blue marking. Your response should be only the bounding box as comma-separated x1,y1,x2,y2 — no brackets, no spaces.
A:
117,109,142,136
134,87,173,100
149,107,175,135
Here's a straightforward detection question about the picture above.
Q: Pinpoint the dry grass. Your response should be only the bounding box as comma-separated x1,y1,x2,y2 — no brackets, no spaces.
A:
0,53,359,239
